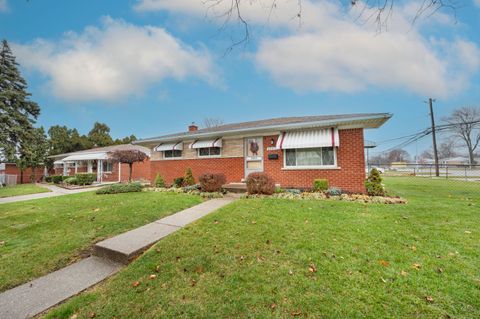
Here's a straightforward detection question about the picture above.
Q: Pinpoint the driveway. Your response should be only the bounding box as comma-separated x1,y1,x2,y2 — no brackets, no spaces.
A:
0,184,102,204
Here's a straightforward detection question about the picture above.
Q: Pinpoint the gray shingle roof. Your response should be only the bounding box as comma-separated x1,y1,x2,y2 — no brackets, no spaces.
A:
135,113,392,144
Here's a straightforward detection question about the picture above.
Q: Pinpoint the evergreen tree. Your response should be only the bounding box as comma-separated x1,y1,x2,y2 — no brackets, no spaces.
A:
183,167,195,186
0,39,40,160
88,122,113,147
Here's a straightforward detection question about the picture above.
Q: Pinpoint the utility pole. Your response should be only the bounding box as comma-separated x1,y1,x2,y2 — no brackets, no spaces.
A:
428,98,440,177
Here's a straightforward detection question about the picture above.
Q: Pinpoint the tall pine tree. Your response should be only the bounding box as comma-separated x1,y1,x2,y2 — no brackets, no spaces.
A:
0,39,40,160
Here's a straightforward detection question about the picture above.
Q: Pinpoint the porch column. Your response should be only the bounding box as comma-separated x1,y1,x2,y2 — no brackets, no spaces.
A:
87,160,93,173
97,160,103,183
63,163,67,176
75,161,78,174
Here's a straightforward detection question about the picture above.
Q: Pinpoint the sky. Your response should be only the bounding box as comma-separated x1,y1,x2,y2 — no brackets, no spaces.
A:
1,0,479,158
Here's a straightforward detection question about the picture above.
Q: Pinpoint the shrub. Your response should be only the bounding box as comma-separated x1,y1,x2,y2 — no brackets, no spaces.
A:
75,173,96,185
246,172,275,195
285,188,302,195
183,168,195,186
199,173,226,192
64,177,78,185
365,168,385,196
313,179,329,192
51,175,64,184
326,187,342,196
154,173,165,188
96,182,143,195
173,177,184,188
45,176,52,183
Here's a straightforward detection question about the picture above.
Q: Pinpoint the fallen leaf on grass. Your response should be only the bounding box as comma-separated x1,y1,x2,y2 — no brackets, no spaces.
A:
88,312,96,318
380,277,387,283
308,264,317,273
465,230,471,234
155,265,160,272
291,310,302,317
191,279,197,287
378,260,390,267
425,296,434,303
213,220,219,224
195,266,204,274
270,303,277,310
69,314,78,319
251,220,257,224
400,270,408,277
93,208,100,212
132,281,140,287
437,268,443,273
0,240,5,246
289,270,294,275
411,246,417,251
412,263,421,270
149,274,157,280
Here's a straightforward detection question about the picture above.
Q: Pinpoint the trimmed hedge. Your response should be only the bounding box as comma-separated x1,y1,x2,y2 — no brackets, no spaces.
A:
75,173,96,185
313,179,329,192
51,175,64,184
96,183,143,195
199,173,226,192
246,172,275,195
64,177,78,185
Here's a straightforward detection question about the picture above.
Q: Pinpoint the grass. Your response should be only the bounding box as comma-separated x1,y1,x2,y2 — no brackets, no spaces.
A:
0,183,51,198
0,191,203,291
44,178,480,319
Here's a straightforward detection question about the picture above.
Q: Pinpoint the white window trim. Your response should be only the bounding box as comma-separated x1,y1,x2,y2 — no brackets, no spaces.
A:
102,161,114,173
282,147,339,170
163,150,183,160
197,147,222,158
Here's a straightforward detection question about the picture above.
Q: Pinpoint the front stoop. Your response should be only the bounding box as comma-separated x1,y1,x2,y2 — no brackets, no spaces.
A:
223,183,247,193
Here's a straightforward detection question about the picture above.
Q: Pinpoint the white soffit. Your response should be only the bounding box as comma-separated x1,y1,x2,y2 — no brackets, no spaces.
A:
62,152,109,161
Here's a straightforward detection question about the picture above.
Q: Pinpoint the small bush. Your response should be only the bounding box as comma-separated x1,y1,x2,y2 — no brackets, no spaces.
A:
199,173,226,192
154,173,165,188
75,173,96,185
274,186,284,193
326,187,342,196
365,168,385,196
183,168,195,186
96,182,143,195
63,177,78,185
173,177,184,188
45,176,52,183
246,172,275,195
313,179,329,192
51,175,64,184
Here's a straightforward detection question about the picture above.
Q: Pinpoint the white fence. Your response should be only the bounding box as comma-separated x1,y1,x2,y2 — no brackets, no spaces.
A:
0,174,17,186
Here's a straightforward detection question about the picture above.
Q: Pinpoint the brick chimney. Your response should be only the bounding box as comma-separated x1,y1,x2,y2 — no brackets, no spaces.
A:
188,122,198,132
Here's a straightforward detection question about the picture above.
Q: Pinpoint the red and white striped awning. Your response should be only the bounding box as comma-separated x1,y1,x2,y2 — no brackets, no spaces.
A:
276,128,339,149
155,142,183,151
189,138,223,149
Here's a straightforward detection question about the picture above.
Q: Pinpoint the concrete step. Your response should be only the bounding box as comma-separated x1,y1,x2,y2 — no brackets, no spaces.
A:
223,183,247,193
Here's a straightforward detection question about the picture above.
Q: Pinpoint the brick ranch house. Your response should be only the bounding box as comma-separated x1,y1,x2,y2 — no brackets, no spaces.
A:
134,113,392,193
49,144,151,183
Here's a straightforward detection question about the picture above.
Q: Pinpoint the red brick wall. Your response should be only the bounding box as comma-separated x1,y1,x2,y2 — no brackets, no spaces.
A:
150,157,244,186
263,129,366,193
120,159,151,182
5,164,47,184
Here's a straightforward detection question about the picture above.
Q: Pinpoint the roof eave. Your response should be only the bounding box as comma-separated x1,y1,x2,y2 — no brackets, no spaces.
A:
134,113,392,145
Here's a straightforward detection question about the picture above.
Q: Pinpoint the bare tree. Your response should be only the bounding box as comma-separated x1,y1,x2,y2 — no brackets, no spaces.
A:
202,117,225,128
437,140,458,159
206,0,460,48
443,107,480,165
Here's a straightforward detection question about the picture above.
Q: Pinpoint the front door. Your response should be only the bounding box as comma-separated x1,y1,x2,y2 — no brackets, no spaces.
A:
244,137,263,178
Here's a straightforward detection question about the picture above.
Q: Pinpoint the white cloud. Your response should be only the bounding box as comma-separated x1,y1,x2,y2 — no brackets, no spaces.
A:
475,0,480,8
135,0,480,98
12,17,217,102
0,0,9,13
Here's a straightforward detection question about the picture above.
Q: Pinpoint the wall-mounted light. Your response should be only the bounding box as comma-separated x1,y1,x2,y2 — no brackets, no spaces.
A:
270,138,275,145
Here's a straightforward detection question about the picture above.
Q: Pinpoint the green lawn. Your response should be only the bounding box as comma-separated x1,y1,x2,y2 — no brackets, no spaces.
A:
0,191,203,291
44,178,480,319
0,183,51,198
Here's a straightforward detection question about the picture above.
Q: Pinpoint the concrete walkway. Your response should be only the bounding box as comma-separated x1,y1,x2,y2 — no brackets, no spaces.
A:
0,184,101,204
0,197,235,318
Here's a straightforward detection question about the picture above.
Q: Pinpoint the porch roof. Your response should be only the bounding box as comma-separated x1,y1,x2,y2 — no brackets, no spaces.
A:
62,152,109,162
